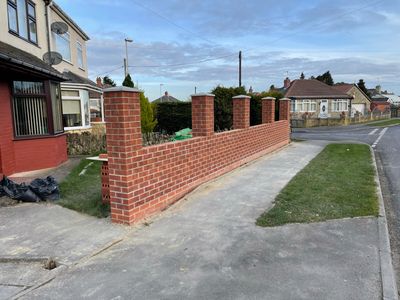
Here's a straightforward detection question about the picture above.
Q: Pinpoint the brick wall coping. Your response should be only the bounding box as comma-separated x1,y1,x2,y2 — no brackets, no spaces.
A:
103,86,142,93
232,95,251,99
191,93,215,97
262,97,276,100
280,97,291,101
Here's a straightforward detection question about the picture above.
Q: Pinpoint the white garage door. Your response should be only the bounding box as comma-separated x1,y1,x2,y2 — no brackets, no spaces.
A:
352,104,366,115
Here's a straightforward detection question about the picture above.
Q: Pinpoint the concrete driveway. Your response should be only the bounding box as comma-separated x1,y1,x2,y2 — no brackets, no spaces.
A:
0,204,129,299
5,141,389,300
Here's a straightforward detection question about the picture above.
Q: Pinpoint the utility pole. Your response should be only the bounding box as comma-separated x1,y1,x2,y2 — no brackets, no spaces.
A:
239,51,242,87
195,86,197,94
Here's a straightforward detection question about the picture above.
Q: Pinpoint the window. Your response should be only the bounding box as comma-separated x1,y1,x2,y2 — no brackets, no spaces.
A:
7,0,37,44
11,81,63,138
293,100,317,112
332,99,348,112
290,100,295,112
77,42,84,69
62,90,82,127
54,32,71,62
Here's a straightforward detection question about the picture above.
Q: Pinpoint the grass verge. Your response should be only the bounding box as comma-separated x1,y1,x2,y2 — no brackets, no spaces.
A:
256,144,379,227
57,159,109,218
367,119,400,127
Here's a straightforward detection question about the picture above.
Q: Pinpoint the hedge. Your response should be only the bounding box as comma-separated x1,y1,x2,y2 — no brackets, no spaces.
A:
154,102,192,134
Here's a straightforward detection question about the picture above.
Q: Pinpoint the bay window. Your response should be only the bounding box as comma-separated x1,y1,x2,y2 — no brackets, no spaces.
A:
12,81,63,138
61,89,90,129
7,0,37,44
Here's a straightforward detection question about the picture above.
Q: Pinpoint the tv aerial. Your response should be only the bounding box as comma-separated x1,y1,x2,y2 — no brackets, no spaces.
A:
50,22,68,35
43,52,63,66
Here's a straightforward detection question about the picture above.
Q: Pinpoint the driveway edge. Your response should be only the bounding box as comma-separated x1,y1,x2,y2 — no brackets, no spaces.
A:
371,147,399,300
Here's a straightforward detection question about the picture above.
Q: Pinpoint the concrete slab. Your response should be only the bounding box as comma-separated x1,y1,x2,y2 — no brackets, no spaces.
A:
16,141,383,299
0,204,129,265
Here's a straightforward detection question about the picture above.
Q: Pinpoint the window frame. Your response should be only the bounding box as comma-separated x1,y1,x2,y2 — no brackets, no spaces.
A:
7,0,38,45
293,99,317,112
76,41,84,70
54,32,72,63
10,80,64,139
331,99,348,112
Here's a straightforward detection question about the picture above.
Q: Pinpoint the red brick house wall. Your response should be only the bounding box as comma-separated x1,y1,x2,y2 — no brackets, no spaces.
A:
371,101,390,112
103,88,290,225
0,81,67,176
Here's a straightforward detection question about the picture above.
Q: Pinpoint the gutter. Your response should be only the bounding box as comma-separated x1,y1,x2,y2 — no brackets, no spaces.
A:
0,53,66,81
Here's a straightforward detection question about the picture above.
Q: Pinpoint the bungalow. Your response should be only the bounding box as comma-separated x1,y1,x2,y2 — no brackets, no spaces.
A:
0,0,99,176
284,78,352,119
333,83,371,116
152,91,181,103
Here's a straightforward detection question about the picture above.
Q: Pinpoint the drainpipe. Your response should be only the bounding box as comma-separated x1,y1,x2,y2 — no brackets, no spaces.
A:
44,0,52,65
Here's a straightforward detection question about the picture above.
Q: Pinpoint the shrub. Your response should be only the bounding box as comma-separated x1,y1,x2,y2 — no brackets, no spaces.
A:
140,93,157,133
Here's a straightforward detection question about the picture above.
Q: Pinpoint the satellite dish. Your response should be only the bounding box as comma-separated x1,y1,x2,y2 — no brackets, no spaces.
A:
43,52,63,66
51,22,68,35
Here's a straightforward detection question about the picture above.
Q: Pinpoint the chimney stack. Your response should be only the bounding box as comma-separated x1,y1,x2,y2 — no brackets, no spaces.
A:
96,77,103,88
284,77,291,89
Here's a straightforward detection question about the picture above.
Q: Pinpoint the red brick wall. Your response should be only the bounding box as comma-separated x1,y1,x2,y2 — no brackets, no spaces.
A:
371,102,390,112
104,88,290,225
0,80,67,175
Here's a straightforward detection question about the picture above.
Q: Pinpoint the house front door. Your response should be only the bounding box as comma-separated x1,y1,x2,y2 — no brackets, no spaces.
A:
319,100,328,118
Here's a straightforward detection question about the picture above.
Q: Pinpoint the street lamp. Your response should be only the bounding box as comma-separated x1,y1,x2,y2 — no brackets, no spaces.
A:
124,38,133,77
160,84,164,98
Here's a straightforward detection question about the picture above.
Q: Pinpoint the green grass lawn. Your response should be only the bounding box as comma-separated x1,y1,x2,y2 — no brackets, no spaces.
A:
256,144,379,227
367,118,400,127
57,159,109,218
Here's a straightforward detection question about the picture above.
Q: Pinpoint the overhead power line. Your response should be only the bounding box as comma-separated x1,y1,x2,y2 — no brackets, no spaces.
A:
131,0,216,46
96,0,384,75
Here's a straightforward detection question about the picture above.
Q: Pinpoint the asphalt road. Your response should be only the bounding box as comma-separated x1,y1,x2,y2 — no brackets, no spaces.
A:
292,122,400,290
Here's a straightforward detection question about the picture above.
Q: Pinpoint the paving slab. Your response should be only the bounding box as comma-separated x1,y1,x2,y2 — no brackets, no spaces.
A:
18,141,383,299
0,204,128,265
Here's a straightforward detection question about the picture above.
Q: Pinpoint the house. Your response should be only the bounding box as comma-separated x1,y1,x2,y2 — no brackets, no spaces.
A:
371,96,390,112
284,78,352,119
153,91,181,103
333,83,371,116
48,2,104,130
368,85,392,112
0,0,99,176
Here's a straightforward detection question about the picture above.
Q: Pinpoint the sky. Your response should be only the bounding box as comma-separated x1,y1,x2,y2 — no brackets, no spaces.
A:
56,0,400,101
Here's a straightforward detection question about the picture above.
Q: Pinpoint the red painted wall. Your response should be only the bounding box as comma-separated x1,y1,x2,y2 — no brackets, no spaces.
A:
0,81,67,176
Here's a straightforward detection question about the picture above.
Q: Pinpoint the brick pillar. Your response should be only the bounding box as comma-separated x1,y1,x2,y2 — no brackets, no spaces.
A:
261,97,275,123
103,86,142,224
232,95,250,129
191,93,214,137
279,98,291,121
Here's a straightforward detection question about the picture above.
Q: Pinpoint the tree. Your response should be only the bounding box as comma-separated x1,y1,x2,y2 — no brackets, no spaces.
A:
269,84,276,91
122,74,134,88
315,71,334,86
300,72,305,80
357,79,371,97
140,92,157,133
103,76,116,87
